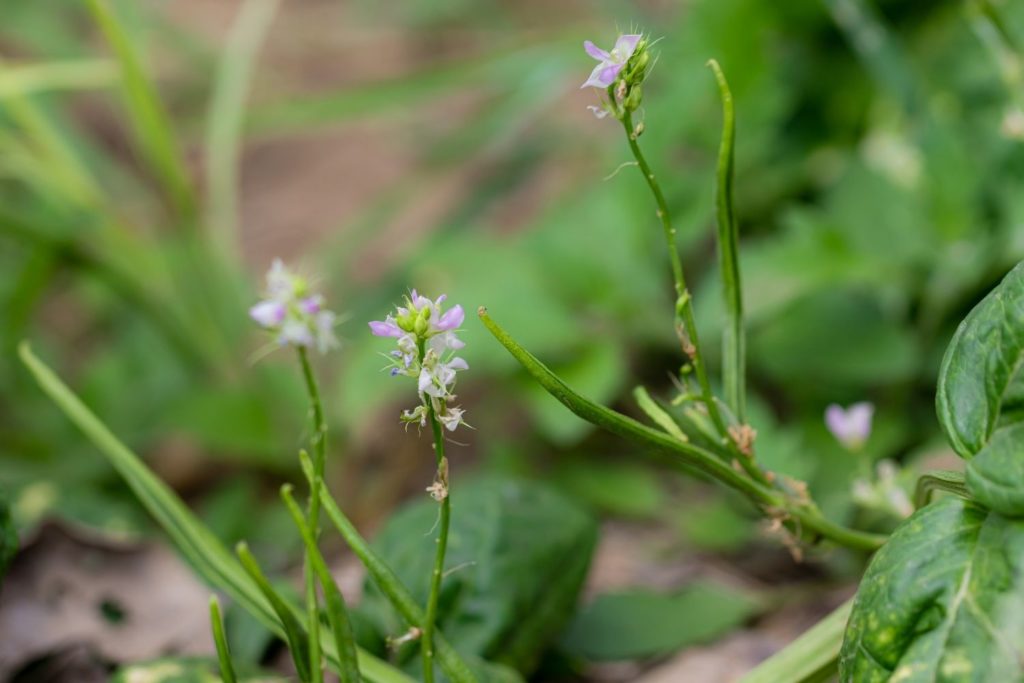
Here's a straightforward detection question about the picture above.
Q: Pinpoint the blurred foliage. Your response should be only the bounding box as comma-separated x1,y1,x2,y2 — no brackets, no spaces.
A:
3,0,1024,672
357,477,597,677
559,581,765,662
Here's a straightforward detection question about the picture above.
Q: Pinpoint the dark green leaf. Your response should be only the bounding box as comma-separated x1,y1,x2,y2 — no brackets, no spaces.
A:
358,476,598,676
937,261,1024,458
967,422,1024,516
560,582,763,661
841,496,1024,681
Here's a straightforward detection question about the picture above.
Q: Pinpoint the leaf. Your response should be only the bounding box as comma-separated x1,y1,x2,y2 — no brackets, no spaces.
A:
357,476,598,676
559,581,763,661
19,343,413,683
840,496,1024,682
552,459,666,519
937,261,1024,458
966,422,1024,516
0,495,17,584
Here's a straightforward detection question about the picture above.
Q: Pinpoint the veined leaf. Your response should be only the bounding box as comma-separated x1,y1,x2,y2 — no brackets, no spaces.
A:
937,260,1024,458
840,496,1024,682
966,422,1024,516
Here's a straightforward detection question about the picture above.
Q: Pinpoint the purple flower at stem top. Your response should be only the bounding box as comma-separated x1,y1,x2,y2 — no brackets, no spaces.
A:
580,32,649,120
369,290,468,432
581,34,642,90
825,402,874,451
249,259,338,353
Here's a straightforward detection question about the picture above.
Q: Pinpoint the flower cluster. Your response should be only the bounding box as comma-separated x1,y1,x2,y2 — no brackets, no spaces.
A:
249,259,337,353
369,291,468,432
581,33,650,120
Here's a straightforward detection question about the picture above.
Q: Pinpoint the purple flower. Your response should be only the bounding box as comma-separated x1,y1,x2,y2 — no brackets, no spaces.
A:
371,290,469,431
581,34,642,89
369,317,404,338
825,402,874,451
250,260,338,353
250,300,286,328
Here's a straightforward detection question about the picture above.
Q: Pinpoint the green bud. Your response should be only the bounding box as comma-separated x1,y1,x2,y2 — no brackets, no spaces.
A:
414,308,430,336
396,313,416,332
625,84,643,111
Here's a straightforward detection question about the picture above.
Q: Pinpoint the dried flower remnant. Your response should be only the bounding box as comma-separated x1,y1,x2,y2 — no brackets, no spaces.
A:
369,290,468,432
825,402,874,451
249,259,338,353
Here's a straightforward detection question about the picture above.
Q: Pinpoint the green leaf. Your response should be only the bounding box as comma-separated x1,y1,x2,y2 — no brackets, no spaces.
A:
358,476,598,676
560,581,764,661
18,343,412,683
966,422,1024,516
840,496,1024,682
937,260,1024,458
552,459,666,519
740,599,851,683
0,495,17,584
210,597,239,683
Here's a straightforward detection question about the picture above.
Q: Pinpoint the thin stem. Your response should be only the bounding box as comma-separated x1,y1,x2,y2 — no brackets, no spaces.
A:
478,308,887,553
620,111,771,489
417,339,451,683
297,347,327,683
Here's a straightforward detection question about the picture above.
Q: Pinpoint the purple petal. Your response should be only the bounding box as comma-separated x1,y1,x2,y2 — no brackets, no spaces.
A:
825,402,874,449
581,62,613,89
584,40,610,61
249,300,286,328
435,304,465,331
369,319,403,337
587,105,610,119
613,34,642,59
447,357,469,371
301,294,325,315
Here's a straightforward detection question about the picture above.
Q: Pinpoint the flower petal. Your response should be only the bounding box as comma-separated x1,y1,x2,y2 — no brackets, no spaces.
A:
369,319,403,337
435,304,465,331
581,62,613,89
250,300,286,328
583,40,610,61
613,34,642,60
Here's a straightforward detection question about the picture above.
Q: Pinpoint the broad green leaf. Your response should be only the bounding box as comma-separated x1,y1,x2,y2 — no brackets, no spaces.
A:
966,422,1024,516
358,476,598,676
840,496,1024,682
560,581,764,661
937,261,1024,458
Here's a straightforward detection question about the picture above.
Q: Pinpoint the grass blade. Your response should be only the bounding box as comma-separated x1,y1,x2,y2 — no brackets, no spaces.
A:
84,0,196,220
236,542,312,682
281,485,361,683
707,59,745,423
0,59,116,97
209,596,239,683
205,0,279,258
739,599,851,683
18,342,413,683
309,459,478,683
633,386,688,443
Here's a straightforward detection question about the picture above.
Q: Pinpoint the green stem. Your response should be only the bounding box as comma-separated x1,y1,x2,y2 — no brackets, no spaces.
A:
620,111,771,489
417,340,451,683
297,347,327,683
478,309,887,552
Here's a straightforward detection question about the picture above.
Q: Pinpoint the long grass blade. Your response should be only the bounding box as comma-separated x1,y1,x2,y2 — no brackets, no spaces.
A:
706,59,745,423
0,59,116,97
84,0,196,219
18,343,413,683
281,485,361,683
739,599,851,683
209,596,239,683
205,0,279,259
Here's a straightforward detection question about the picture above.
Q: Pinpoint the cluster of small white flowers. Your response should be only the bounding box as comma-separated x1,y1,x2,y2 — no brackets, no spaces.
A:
249,260,337,353
370,291,468,432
